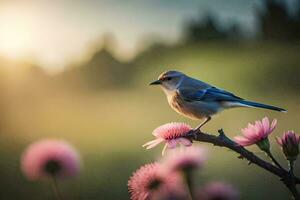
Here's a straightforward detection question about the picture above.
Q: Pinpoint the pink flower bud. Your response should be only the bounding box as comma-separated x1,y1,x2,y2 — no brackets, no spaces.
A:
276,131,300,161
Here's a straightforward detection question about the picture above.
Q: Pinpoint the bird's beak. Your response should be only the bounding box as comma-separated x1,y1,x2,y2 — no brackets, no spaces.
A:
149,80,161,85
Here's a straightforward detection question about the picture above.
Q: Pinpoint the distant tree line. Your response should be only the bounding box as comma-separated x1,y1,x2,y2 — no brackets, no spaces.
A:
59,0,300,90
184,0,300,42
257,0,300,41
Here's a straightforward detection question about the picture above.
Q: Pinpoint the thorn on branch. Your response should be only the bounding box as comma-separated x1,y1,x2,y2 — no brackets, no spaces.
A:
218,129,225,137
248,161,252,165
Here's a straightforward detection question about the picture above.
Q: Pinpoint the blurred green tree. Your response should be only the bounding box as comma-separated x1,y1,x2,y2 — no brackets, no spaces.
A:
257,0,300,41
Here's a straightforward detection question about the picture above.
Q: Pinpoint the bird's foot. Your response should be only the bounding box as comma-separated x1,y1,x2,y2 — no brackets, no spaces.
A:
194,117,211,134
193,127,204,134
190,128,205,140
191,130,200,140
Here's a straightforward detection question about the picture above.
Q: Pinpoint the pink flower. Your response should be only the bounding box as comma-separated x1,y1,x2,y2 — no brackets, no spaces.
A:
21,139,81,180
276,131,300,161
234,117,277,148
276,131,300,146
128,163,185,200
143,122,192,155
161,146,206,173
196,182,239,200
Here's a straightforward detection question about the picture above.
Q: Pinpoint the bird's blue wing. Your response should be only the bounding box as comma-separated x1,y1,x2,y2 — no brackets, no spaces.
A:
204,87,243,101
178,87,243,102
178,87,206,102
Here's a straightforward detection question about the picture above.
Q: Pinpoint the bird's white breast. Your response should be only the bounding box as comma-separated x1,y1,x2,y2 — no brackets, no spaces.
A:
165,90,221,120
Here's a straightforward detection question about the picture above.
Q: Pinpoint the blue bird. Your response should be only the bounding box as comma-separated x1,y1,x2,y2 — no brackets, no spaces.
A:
150,70,287,131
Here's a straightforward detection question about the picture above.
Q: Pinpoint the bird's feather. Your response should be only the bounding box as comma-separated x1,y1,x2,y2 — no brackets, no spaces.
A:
178,87,243,102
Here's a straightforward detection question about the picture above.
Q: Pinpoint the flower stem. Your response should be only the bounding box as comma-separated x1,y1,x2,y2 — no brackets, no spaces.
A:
288,161,300,200
290,161,294,175
183,171,194,200
51,176,62,200
266,150,285,171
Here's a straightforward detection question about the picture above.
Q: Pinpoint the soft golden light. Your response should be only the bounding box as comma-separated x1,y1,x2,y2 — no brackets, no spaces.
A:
0,6,35,59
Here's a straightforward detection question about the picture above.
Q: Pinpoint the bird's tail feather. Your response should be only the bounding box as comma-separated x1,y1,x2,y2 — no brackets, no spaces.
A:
238,100,287,112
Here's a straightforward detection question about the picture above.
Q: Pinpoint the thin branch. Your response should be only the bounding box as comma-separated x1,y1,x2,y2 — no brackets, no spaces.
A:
289,161,300,199
265,150,285,171
185,129,300,199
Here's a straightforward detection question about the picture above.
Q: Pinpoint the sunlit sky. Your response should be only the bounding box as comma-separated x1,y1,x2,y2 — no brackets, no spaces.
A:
0,0,294,72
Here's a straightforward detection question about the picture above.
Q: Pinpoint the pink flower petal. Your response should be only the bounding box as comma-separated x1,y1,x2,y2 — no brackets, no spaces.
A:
197,182,239,200
143,139,164,149
275,137,283,146
162,144,168,156
143,122,193,153
143,139,160,147
234,136,252,146
262,117,270,133
177,138,192,146
21,139,81,180
278,131,300,147
270,119,277,131
167,140,178,149
128,163,185,200
234,117,276,147
161,147,206,173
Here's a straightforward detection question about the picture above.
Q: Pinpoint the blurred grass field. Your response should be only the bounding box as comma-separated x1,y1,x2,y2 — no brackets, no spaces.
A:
1,43,300,199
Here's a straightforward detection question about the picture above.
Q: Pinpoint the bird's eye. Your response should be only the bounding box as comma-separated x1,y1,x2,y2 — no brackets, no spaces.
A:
166,77,172,81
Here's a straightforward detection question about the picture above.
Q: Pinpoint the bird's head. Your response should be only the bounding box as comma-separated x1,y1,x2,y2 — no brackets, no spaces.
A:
150,70,185,91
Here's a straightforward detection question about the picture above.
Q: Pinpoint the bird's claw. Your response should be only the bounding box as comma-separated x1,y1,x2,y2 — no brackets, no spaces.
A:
193,128,203,134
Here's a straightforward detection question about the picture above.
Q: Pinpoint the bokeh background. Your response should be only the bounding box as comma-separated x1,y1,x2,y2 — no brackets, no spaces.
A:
0,0,300,199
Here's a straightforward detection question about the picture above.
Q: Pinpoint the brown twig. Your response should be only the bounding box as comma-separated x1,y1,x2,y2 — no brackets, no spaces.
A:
185,129,300,200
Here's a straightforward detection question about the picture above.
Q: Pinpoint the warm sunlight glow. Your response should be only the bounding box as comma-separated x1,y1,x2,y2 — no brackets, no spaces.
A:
0,0,258,73
0,7,35,59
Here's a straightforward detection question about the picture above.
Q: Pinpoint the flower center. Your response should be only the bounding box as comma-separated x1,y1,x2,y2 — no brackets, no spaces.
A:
44,160,62,176
148,178,163,190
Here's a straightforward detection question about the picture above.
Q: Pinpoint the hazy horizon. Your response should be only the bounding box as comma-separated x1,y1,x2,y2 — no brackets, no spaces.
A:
0,0,295,73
